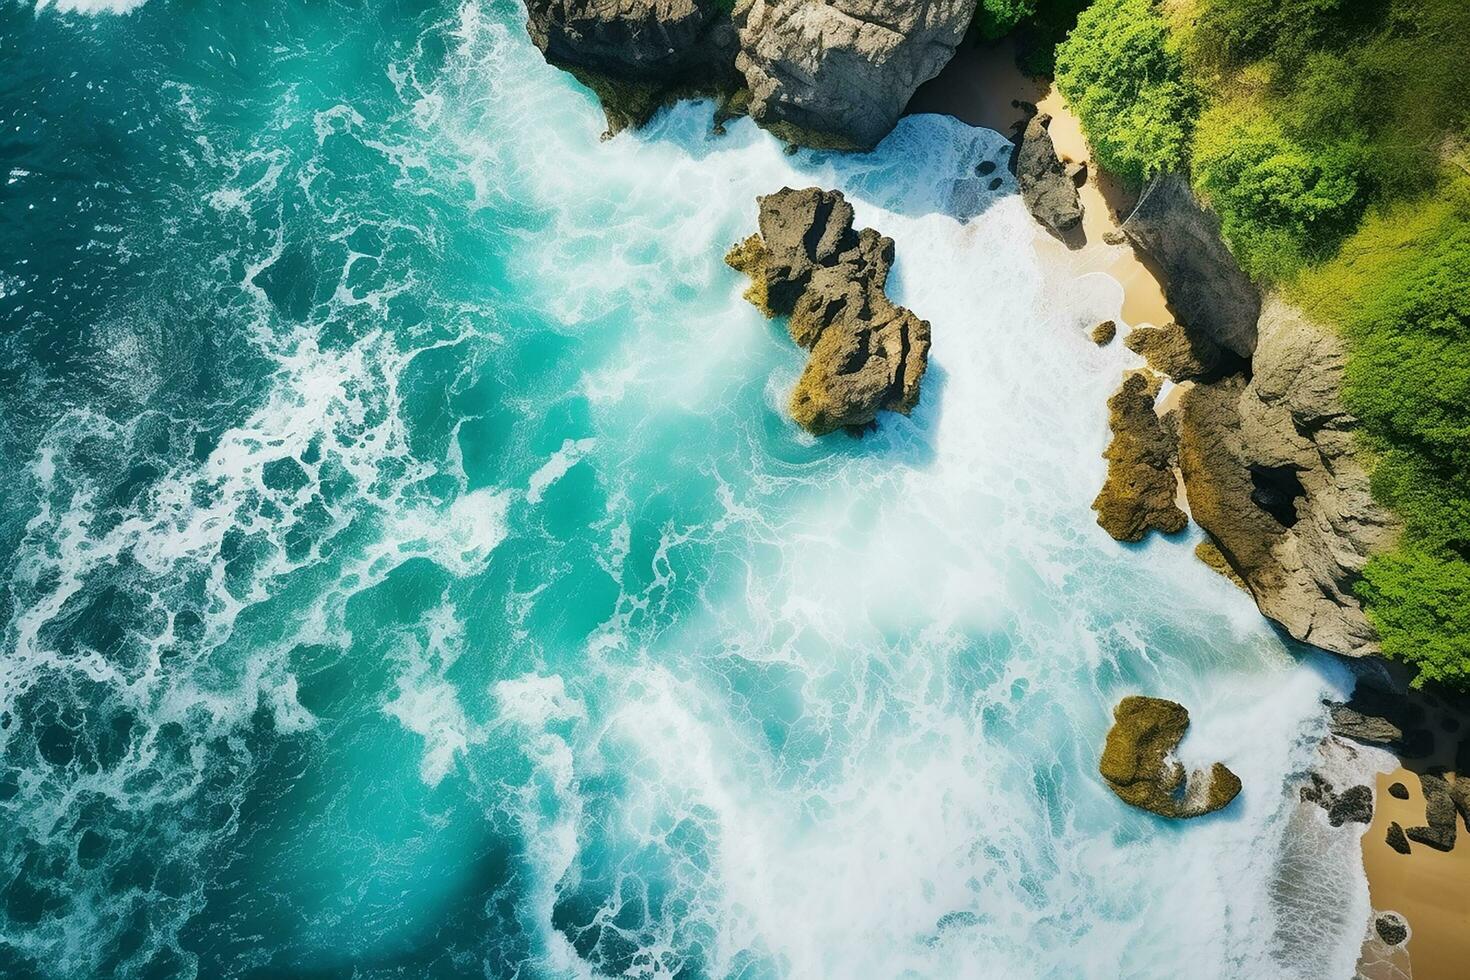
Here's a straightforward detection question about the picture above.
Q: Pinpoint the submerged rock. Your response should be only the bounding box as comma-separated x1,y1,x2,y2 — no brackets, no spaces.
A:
727,187,930,434
734,0,977,149
1121,174,1260,358
1099,696,1241,819
1010,113,1083,244
1092,372,1186,542
1176,298,1400,657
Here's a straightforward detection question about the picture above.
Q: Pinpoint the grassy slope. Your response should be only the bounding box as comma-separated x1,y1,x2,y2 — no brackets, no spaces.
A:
1047,0,1470,685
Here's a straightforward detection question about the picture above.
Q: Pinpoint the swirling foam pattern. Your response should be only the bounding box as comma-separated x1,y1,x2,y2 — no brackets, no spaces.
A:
0,2,1374,977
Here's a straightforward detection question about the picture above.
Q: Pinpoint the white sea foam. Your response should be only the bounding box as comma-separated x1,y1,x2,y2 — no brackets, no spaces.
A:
33,0,149,14
423,7,1380,977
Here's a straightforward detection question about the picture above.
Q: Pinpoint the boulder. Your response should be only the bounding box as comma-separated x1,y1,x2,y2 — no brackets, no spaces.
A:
1375,913,1408,946
1090,320,1116,346
1092,372,1187,542
1389,781,1410,800
1176,299,1401,657
1405,772,1457,851
1099,696,1241,819
733,0,977,149
1386,821,1412,854
1124,320,1240,383
524,0,740,135
1121,174,1260,358
1009,113,1083,244
727,187,930,434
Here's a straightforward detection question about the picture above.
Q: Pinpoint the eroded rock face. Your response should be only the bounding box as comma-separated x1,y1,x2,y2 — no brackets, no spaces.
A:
1010,113,1083,244
1099,696,1241,819
1122,174,1260,358
1176,298,1401,657
1124,320,1238,383
524,0,739,133
1092,371,1186,542
733,0,977,149
727,187,930,434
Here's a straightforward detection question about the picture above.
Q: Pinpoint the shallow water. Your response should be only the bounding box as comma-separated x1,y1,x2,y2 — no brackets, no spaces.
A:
0,2,1373,977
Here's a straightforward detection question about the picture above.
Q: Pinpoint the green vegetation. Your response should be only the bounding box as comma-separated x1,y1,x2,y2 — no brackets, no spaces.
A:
1052,0,1197,185
1295,182,1470,685
996,0,1470,685
973,0,1037,39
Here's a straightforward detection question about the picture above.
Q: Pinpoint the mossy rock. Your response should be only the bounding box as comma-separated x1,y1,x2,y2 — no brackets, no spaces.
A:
1195,538,1247,590
1100,695,1241,819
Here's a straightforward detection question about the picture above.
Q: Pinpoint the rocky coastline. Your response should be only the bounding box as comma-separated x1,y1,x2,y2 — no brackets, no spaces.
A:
521,6,1466,970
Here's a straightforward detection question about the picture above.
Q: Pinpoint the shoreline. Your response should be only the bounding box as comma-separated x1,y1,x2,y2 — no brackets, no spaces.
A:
915,37,1470,980
908,38,1174,333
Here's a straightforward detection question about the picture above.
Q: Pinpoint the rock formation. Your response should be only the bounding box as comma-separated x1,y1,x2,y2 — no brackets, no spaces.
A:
1300,774,1373,827
1009,113,1083,243
1386,821,1412,854
1124,320,1238,383
524,0,977,149
1092,372,1186,542
727,187,930,434
734,0,978,149
1405,771,1457,851
523,0,740,135
1099,696,1241,819
1121,174,1260,359
1176,298,1401,657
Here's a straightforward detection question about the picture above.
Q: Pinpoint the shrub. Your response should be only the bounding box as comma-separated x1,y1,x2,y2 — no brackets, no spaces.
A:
1192,104,1364,281
1054,0,1197,185
973,0,1036,40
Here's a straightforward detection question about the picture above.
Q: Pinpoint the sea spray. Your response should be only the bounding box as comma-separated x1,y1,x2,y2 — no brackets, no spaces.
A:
0,2,1378,977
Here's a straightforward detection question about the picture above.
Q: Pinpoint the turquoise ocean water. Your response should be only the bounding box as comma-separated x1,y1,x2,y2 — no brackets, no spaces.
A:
1,2,1379,977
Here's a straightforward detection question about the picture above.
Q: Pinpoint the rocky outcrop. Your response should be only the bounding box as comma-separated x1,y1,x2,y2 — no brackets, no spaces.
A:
1176,298,1401,657
1092,372,1186,542
1300,774,1374,827
524,0,741,134
1124,320,1239,383
1405,772,1457,851
1099,696,1241,819
1121,174,1260,358
1386,821,1412,854
727,187,930,434
734,0,977,149
1009,113,1083,244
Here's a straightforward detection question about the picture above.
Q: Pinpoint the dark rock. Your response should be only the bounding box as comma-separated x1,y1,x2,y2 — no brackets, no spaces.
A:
1009,113,1083,244
1389,781,1410,800
1090,320,1117,346
1124,320,1238,383
977,159,997,176
1375,913,1408,946
1176,300,1401,658
734,0,978,150
1449,775,1470,826
1386,821,1412,854
1092,372,1187,542
726,187,930,435
1120,173,1260,358
1099,696,1241,818
1327,784,1374,827
987,177,1003,191
1405,772,1457,851
524,0,740,135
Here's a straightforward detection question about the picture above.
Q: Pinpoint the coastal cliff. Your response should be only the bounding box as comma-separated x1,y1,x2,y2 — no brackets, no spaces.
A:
523,0,978,148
